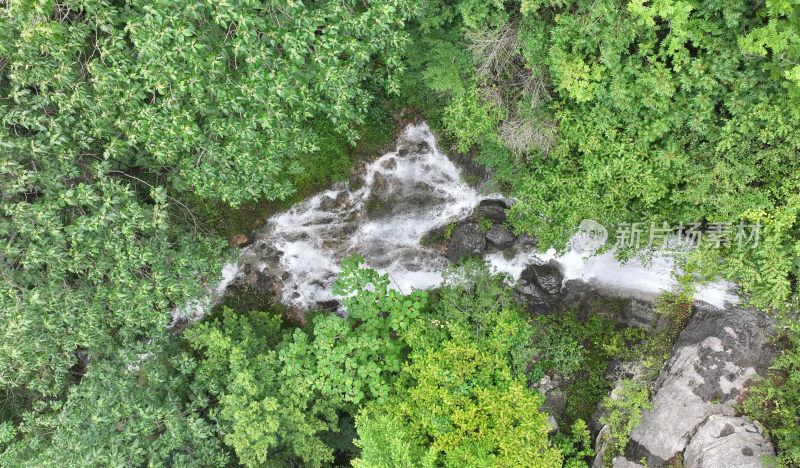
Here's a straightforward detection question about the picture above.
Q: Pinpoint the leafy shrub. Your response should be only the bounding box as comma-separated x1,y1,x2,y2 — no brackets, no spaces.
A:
356,311,563,467
599,379,653,463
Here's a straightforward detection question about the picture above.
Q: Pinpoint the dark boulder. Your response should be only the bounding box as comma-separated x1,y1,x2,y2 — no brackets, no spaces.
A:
316,299,341,311
485,224,516,249
473,199,508,224
446,222,486,263
514,279,554,314
397,140,431,157
520,260,564,295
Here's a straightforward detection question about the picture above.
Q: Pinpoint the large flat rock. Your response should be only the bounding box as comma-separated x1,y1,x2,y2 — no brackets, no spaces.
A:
619,302,776,466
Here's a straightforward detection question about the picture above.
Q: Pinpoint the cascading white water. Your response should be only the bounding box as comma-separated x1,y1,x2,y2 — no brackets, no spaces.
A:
236,122,486,308
176,122,737,324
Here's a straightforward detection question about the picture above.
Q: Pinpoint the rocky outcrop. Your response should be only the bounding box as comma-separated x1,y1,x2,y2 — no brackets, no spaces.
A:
683,415,774,468
521,260,564,295
396,139,431,157
610,302,777,467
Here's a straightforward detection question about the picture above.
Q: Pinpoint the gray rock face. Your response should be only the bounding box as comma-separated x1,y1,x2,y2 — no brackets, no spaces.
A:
611,457,645,468
546,414,559,436
446,222,486,262
683,415,774,468
543,389,567,418
485,224,516,249
618,303,776,466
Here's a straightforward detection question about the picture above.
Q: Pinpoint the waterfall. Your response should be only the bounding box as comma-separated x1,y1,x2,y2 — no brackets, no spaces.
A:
174,122,738,325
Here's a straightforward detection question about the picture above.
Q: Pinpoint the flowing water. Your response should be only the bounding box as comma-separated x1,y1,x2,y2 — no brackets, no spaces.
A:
174,122,738,324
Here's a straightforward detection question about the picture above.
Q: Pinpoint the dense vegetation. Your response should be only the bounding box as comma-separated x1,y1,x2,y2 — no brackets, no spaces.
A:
2,0,800,466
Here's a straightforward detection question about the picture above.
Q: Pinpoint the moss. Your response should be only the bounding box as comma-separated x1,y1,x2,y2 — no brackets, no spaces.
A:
478,216,493,232
195,100,398,239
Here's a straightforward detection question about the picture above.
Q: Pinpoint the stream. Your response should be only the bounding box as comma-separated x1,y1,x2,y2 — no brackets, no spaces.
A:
174,122,738,324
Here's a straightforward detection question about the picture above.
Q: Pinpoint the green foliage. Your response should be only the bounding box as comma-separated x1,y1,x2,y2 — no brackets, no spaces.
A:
358,314,563,467
426,259,522,342
638,290,695,375
739,0,800,101
443,83,506,152
298,254,427,404
552,419,595,468
0,171,224,396
478,216,494,232
1,1,413,463
353,261,563,467
595,290,693,463
527,309,643,425
185,308,340,467
1,339,227,467
599,379,652,463
0,0,413,205
183,257,426,466
352,411,437,468
407,0,800,313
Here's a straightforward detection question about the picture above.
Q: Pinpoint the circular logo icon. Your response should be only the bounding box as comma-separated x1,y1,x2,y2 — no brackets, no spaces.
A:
574,219,608,253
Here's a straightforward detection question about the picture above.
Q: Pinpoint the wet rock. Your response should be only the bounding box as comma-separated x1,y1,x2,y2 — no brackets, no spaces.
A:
560,279,660,328
446,222,486,262
316,299,341,311
485,224,516,249
520,260,564,295
514,277,554,314
617,303,777,466
230,233,251,247
364,173,393,218
365,175,447,220
419,223,453,253
348,163,368,191
380,157,397,170
473,199,508,224
683,415,774,468
516,232,538,248
318,191,348,211
397,140,431,157
318,195,336,211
